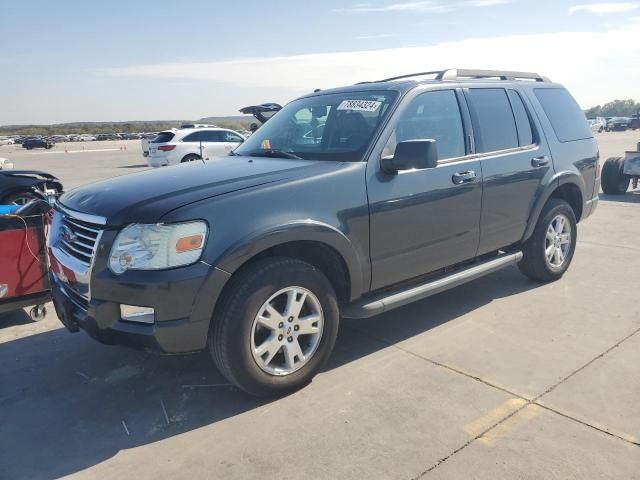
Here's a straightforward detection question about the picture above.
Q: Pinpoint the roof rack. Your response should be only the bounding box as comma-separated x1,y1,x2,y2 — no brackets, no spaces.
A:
358,68,550,84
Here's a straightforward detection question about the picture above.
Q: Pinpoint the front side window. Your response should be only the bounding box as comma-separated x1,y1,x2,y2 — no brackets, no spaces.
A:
383,89,465,161
223,131,244,143
468,88,519,153
234,91,398,161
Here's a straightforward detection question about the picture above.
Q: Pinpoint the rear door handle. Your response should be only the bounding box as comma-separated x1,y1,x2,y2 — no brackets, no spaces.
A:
452,170,477,184
531,156,550,167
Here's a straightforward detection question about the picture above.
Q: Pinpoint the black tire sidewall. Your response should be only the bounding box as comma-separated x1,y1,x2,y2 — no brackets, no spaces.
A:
212,258,340,396
601,157,629,194
534,200,577,279
181,154,201,163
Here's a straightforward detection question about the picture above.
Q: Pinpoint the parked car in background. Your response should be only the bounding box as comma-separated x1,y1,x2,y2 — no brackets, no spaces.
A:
141,131,169,158
77,135,97,142
0,137,15,145
50,68,598,397
630,114,640,131
146,128,245,167
22,138,54,150
179,123,218,129
95,133,120,141
49,135,69,143
606,117,630,132
588,118,606,133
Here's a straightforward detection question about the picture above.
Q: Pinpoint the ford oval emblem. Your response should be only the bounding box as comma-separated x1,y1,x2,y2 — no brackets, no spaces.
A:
61,225,77,244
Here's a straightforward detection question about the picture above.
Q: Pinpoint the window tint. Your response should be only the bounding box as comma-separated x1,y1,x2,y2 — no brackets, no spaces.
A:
384,90,465,160
507,90,534,146
200,131,222,142
182,132,200,142
534,88,592,142
152,132,175,143
468,88,518,153
222,131,244,143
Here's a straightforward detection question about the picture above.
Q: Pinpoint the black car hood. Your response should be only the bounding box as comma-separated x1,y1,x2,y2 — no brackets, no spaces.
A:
59,156,341,226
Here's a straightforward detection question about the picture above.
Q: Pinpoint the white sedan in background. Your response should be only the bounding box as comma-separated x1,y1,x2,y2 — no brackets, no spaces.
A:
146,128,245,167
0,137,15,145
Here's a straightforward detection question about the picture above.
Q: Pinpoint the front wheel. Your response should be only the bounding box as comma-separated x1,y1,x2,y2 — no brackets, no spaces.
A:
601,157,629,195
209,257,339,397
518,199,577,282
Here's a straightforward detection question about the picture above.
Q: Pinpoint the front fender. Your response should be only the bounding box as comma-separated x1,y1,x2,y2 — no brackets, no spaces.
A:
522,171,585,242
212,220,367,301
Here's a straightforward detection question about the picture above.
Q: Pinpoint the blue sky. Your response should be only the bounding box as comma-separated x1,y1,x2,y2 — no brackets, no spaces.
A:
1,0,639,124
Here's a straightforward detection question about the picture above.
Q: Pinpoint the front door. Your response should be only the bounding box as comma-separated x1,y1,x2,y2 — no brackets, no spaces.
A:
367,89,482,290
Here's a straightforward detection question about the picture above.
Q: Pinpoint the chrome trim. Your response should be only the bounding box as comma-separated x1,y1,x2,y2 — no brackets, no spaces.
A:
64,218,102,234
57,204,107,225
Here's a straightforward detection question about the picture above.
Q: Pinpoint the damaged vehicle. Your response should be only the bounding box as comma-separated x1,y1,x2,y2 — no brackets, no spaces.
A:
0,169,63,205
49,69,598,397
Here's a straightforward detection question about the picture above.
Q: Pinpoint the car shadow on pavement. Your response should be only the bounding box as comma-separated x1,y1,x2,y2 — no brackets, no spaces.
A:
0,308,34,327
599,191,640,203
0,266,537,479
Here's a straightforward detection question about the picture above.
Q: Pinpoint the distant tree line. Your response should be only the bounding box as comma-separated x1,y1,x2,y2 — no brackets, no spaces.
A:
0,117,255,136
585,99,640,119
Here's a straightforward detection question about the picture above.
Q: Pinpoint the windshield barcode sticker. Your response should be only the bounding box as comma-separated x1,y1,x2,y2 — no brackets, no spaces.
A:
337,100,382,112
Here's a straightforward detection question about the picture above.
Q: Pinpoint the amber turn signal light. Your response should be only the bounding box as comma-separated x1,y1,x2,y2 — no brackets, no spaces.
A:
175,234,204,253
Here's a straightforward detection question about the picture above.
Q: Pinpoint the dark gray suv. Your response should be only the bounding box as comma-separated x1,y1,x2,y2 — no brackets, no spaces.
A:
49,69,599,396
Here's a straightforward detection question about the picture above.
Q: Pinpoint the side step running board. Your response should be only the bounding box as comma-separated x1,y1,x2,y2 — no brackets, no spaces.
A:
342,251,523,319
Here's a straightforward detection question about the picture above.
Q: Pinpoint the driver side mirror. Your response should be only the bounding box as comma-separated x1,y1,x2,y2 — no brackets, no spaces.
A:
381,139,438,174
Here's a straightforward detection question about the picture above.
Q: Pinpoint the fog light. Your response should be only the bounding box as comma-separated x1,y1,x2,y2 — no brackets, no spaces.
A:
120,304,155,324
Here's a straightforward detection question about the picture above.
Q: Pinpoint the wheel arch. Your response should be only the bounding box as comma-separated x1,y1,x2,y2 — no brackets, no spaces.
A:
522,174,585,242
213,221,367,303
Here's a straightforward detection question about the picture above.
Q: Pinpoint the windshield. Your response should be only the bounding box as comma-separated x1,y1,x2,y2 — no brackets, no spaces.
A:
234,91,398,161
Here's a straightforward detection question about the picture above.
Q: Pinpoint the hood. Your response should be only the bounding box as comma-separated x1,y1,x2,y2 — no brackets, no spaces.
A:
59,156,340,226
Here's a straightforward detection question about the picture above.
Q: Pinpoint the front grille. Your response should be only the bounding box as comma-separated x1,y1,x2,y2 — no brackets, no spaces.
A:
58,214,103,266
61,281,89,312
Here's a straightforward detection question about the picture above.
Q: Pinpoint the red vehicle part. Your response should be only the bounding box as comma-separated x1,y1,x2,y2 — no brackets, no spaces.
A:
0,213,51,315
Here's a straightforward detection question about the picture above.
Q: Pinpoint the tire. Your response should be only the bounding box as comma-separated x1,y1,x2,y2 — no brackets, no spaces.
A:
601,157,629,195
3,190,40,206
181,154,201,163
209,257,340,397
518,198,577,282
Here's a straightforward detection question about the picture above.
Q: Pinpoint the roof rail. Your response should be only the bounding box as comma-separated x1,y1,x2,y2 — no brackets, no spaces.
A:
358,68,549,84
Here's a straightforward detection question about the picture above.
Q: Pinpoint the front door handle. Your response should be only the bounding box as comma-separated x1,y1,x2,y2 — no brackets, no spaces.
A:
531,156,550,167
452,170,477,184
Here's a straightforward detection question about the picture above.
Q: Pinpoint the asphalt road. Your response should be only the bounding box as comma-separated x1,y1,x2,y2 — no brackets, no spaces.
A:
1,132,639,479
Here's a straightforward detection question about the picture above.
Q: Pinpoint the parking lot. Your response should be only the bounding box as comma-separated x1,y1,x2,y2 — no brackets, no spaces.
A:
1,132,639,479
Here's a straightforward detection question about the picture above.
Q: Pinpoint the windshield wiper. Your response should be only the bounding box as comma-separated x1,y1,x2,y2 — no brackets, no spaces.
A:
246,149,303,160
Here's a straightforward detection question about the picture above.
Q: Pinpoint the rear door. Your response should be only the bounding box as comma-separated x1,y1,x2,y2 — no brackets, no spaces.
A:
367,88,482,290
199,131,228,158
464,87,553,255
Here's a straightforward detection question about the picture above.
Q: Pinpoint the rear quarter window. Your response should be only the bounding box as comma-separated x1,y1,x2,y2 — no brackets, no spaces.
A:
534,88,592,142
152,132,175,143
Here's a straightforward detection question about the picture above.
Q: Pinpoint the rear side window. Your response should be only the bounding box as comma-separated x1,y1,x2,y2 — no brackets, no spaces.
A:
534,88,592,142
467,88,518,153
152,132,175,143
507,90,534,146
200,131,222,142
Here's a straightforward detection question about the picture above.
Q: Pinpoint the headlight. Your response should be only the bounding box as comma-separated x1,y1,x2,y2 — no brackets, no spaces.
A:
109,221,208,274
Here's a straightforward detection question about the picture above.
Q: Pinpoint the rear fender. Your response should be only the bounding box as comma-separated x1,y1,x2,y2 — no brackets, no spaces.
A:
522,172,585,242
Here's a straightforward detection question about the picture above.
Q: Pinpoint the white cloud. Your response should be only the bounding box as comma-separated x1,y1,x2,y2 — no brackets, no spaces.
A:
335,1,452,13
335,0,510,13
458,0,511,6
569,2,639,15
108,21,640,108
357,33,399,40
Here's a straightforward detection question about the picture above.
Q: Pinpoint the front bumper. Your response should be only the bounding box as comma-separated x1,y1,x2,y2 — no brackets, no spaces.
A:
50,263,231,354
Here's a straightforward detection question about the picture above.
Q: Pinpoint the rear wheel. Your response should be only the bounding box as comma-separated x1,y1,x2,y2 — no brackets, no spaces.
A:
181,154,201,163
209,257,339,397
518,198,577,282
601,157,629,195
